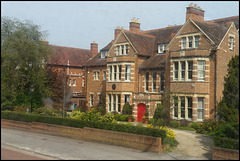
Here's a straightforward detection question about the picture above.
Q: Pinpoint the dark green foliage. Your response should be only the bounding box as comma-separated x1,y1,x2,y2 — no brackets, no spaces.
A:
191,122,200,130
122,102,132,115
169,120,179,128
217,56,239,123
1,111,167,141
153,103,166,127
114,114,122,121
196,119,218,135
149,118,154,124
32,107,65,117
120,115,127,121
213,122,239,150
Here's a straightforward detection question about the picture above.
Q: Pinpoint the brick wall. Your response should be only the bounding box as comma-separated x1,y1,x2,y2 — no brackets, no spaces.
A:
212,147,239,160
1,119,163,153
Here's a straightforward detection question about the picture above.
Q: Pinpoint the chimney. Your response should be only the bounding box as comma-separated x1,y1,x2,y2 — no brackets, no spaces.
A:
114,27,121,39
186,3,205,22
129,18,140,32
90,41,98,58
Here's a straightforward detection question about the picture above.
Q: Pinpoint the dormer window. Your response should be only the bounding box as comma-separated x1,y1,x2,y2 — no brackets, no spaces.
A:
158,44,167,54
181,35,200,49
229,36,234,50
101,50,107,58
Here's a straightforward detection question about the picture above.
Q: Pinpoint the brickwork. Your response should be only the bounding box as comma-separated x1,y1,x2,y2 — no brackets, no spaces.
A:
1,119,163,153
212,147,239,160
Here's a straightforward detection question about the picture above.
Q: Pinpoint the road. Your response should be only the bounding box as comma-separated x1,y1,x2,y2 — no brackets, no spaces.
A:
1,128,205,160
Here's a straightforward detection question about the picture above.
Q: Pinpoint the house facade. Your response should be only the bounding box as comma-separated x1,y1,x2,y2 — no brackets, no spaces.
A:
48,3,238,123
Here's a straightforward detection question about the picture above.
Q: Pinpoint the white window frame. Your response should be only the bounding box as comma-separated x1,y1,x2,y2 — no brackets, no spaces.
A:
73,79,76,86
90,94,93,107
69,79,71,86
125,65,131,82
187,97,193,120
187,61,193,80
197,97,205,121
194,35,199,48
173,62,179,81
197,60,205,81
158,44,167,54
180,61,186,81
124,95,130,104
188,36,193,48
181,37,186,49
229,36,234,50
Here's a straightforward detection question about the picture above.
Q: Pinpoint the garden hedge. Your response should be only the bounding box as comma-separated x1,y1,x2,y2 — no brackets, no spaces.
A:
1,111,167,141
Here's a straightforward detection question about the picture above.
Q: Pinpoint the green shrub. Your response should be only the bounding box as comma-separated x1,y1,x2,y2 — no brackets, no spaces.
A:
154,118,166,127
170,120,179,128
149,118,154,124
214,136,239,150
32,107,64,117
191,122,200,130
1,111,167,141
114,114,122,121
196,119,218,135
100,113,115,123
120,115,127,121
122,102,132,115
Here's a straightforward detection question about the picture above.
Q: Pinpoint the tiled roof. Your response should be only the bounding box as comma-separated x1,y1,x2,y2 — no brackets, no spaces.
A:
143,25,182,54
84,53,106,67
139,54,166,70
193,20,230,45
123,30,155,56
208,16,239,30
47,45,91,67
100,40,114,51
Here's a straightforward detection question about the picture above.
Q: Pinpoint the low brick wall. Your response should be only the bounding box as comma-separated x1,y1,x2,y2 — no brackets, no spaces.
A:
1,119,162,153
212,146,239,160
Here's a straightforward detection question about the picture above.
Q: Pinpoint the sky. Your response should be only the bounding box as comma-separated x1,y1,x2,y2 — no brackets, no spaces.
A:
1,1,239,50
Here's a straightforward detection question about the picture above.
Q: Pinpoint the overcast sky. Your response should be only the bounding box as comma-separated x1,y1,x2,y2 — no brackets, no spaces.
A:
1,1,239,50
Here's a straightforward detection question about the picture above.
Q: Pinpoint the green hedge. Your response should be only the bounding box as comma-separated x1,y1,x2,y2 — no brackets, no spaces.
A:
214,136,239,150
1,111,167,141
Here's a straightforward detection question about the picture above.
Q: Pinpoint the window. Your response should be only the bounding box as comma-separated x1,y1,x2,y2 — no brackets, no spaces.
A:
101,51,107,58
125,65,131,81
124,95,130,104
69,79,71,86
180,97,185,119
118,65,122,81
73,79,76,86
174,62,179,80
197,98,205,121
113,94,116,111
187,97,192,119
145,72,149,92
121,45,124,55
125,44,128,55
158,44,167,54
229,36,234,50
90,94,93,107
187,61,193,80
109,66,112,81
180,61,186,80
116,46,120,55
113,66,117,81
117,94,121,112
152,72,157,92
197,61,205,81
94,71,99,80
173,96,178,118
182,37,186,49
188,36,193,48
108,94,111,111
194,36,199,48
103,71,106,80
160,71,164,92
82,78,84,87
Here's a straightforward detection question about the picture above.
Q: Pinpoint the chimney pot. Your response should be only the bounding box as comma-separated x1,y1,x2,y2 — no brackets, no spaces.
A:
129,18,140,32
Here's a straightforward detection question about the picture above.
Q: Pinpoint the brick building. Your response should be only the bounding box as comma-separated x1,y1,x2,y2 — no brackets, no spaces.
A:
83,3,239,123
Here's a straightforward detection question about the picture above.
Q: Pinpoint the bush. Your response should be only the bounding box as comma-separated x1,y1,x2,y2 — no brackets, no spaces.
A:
1,111,167,141
120,115,127,121
100,113,115,123
13,104,29,113
149,118,154,124
196,119,218,135
69,110,102,122
154,118,166,127
191,122,200,130
114,114,122,121
32,107,64,117
122,102,132,115
170,120,179,128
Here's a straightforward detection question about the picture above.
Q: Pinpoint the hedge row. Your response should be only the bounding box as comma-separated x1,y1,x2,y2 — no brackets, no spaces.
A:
1,111,167,141
214,136,239,150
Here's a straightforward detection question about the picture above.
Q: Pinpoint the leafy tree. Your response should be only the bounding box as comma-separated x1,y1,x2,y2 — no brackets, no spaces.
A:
153,103,166,127
217,55,239,123
1,16,52,110
122,102,132,115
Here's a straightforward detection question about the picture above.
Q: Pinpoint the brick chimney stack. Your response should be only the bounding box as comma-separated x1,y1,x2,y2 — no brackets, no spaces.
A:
90,41,98,58
186,3,205,22
114,27,122,39
129,18,140,32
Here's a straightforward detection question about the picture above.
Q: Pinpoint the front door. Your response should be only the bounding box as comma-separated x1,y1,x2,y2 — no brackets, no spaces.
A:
137,103,146,122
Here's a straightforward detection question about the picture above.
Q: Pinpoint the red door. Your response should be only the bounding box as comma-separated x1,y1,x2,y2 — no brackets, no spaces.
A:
137,103,146,122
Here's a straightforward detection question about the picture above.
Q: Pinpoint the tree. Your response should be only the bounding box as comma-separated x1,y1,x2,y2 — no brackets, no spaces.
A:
217,55,239,123
1,16,52,110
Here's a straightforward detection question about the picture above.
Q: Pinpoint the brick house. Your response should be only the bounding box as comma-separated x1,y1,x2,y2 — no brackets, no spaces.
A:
83,3,239,123
47,43,91,111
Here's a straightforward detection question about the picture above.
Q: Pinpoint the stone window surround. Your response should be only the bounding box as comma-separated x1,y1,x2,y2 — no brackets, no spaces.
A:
107,63,134,82
178,33,201,49
114,43,129,55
